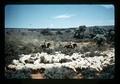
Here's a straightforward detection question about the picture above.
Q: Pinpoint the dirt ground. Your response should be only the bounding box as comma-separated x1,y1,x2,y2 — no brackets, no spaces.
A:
31,72,45,79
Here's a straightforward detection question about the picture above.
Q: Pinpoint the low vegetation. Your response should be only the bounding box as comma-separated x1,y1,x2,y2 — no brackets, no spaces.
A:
5,25,115,79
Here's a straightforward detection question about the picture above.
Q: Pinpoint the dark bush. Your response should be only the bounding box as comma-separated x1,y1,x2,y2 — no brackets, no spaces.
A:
107,29,115,43
92,26,105,34
73,25,86,39
65,29,71,33
41,29,53,35
5,39,22,64
93,34,106,47
20,43,36,54
56,31,63,35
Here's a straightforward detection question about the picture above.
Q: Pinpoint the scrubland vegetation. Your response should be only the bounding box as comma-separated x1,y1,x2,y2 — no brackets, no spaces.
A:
5,25,115,79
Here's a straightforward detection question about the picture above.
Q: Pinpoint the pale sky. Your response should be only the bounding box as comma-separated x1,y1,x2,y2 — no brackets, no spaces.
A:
5,4,114,28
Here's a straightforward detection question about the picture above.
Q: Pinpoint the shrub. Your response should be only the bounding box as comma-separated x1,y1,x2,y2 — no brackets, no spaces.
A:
73,25,86,39
107,29,115,44
20,43,36,54
41,29,53,35
5,39,22,64
56,31,63,35
93,34,106,47
65,29,71,33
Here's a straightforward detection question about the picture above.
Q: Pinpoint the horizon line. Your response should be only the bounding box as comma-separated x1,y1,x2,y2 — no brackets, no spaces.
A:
5,25,114,29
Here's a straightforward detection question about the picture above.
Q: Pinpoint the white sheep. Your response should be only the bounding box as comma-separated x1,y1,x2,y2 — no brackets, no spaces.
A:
7,64,17,70
12,59,20,65
19,54,31,64
34,59,41,65
25,64,35,69
15,63,25,70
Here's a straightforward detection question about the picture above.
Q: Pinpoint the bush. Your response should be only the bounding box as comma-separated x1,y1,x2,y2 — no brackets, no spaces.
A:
92,26,105,34
56,31,63,35
107,29,115,43
41,29,53,35
73,25,86,39
80,44,99,53
65,29,71,33
5,39,22,64
93,34,106,47
20,43,37,54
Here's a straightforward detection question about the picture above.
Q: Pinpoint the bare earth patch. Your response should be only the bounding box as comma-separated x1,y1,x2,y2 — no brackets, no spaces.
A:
31,72,45,79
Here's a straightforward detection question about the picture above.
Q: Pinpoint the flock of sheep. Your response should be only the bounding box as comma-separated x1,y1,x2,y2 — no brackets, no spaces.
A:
5,47,114,79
